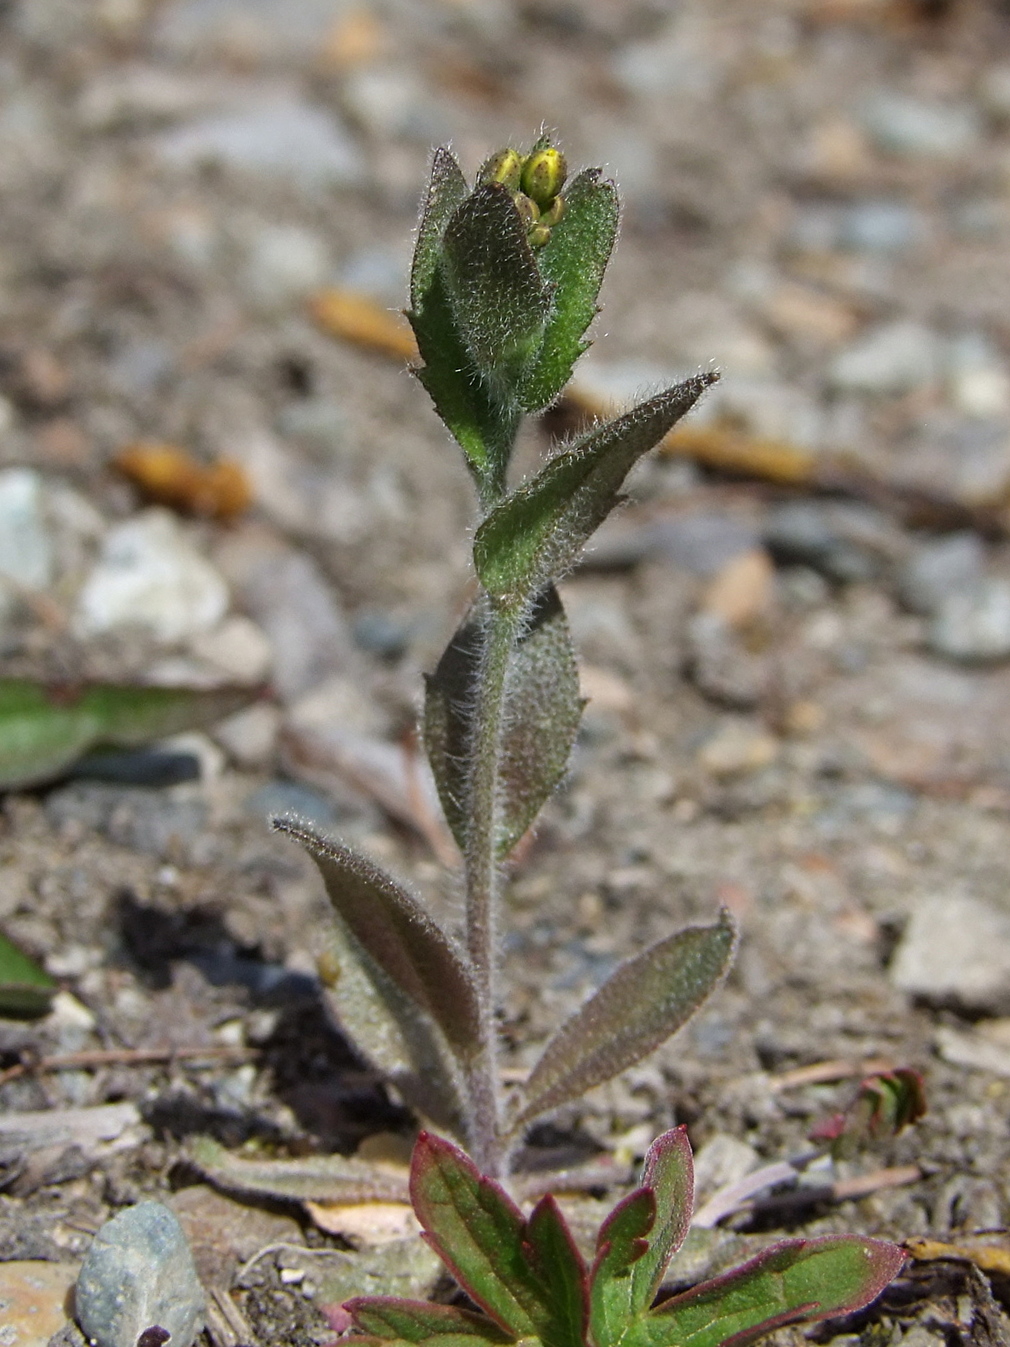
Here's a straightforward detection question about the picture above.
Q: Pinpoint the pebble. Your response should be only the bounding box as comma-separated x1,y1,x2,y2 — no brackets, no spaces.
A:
945,332,1010,419
212,702,281,769
189,615,273,682
697,721,779,779
74,509,229,644
0,1260,79,1347
928,578,1010,663
890,893,1010,1014
46,784,208,859
828,320,942,395
858,92,982,160
155,97,364,189
895,532,985,616
75,1201,205,1347
699,549,775,628
763,501,899,583
685,613,766,710
239,223,331,312
0,468,54,590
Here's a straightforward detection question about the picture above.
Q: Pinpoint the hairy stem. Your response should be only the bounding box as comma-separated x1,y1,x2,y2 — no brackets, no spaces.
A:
462,597,522,1176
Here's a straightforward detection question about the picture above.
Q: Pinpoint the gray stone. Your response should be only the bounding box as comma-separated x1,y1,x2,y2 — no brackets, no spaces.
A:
763,501,899,584
0,468,54,590
240,223,330,312
840,199,927,253
929,577,1010,663
75,1201,205,1347
276,398,349,456
154,97,364,189
896,532,985,616
859,92,982,160
829,320,942,396
890,894,1010,1013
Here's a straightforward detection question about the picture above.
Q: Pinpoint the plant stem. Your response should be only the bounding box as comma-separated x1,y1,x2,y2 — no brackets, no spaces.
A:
463,596,522,1176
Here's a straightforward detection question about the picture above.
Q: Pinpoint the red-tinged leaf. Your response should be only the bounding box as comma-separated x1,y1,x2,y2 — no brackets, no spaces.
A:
523,1196,589,1347
410,1132,544,1337
273,821,480,1062
590,1188,655,1347
625,1237,905,1347
347,1297,514,1343
515,914,737,1127
631,1128,694,1312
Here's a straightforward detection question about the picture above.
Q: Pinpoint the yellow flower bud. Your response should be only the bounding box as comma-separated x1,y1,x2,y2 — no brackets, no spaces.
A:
528,223,552,248
512,193,540,228
538,195,565,228
479,147,523,191
520,146,567,210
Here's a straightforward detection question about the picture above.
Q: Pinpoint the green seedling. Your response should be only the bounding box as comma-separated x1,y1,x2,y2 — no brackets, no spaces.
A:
344,1129,905,1347
810,1069,926,1162
0,929,55,1018
274,132,734,1178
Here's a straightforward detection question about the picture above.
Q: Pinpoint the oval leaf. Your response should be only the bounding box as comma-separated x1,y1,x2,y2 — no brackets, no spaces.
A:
629,1237,905,1347
424,586,582,858
515,913,737,1128
189,1135,409,1204
0,930,56,1018
274,819,480,1062
518,169,620,413
631,1127,694,1314
411,147,468,313
474,376,717,603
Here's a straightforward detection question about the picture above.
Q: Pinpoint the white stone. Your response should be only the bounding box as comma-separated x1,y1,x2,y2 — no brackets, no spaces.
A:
890,893,1010,1013
74,508,229,643
0,468,54,590
241,223,331,311
829,320,942,395
189,615,273,682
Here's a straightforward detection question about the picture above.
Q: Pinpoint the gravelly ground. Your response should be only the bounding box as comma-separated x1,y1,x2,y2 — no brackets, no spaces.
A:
4,1,1010,1344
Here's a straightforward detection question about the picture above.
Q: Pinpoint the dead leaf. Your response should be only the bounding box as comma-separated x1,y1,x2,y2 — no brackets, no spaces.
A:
305,1200,419,1246
114,444,252,520
906,1235,1010,1278
309,290,417,362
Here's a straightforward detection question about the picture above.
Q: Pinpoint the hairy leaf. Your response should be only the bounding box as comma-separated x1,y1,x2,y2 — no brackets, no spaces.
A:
348,1298,514,1344
273,820,480,1062
632,1128,694,1312
411,148,468,313
590,1188,655,1347
424,586,582,858
627,1237,905,1347
410,1132,545,1337
0,679,260,791
524,1196,589,1347
189,1136,409,1204
318,904,469,1137
519,170,620,412
515,912,736,1126
441,184,553,395
0,931,56,1018
474,376,717,602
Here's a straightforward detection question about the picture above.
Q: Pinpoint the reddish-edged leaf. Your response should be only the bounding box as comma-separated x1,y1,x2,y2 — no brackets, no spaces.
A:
631,1128,694,1312
626,1237,905,1347
473,376,717,603
410,1132,545,1337
347,1298,514,1344
273,821,480,1062
515,913,736,1127
523,1196,589,1347
424,586,582,858
590,1188,655,1347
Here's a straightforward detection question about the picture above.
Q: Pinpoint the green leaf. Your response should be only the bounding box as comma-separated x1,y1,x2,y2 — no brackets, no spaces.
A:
423,586,582,859
518,170,619,412
348,1298,515,1344
318,903,469,1137
523,1196,589,1347
273,820,481,1063
441,184,553,396
411,147,468,313
631,1128,694,1314
189,1136,409,1204
0,930,56,1018
474,376,718,602
409,1132,545,1338
627,1237,905,1347
0,679,261,792
514,912,737,1127
590,1188,655,1347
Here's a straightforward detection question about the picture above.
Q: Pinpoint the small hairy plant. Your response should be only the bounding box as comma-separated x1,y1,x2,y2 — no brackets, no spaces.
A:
275,132,734,1178
344,1130,905,1347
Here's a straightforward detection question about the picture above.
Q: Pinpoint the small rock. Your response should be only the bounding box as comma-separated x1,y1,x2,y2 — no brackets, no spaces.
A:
240,224,331,312
896,532,985,616
0,1260,79,1347
276,398,349,457
697,721,779,778
829,320,942,396
685,613,766,710
763,501,898,583
155,97,364,189
212,703,281,769
352,609,410,660
890,894,1010,1014
700,549,775,628
74,510,229,644
945,332,1010,419
859,92,982,160
929,578,1010,663
0,468,54,590
75,1201,204,1347
189,615,273,682
691,1132,759,1200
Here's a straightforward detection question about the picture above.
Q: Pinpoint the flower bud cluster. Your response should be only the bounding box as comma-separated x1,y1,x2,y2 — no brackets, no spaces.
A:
479,142,568,248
